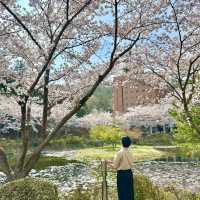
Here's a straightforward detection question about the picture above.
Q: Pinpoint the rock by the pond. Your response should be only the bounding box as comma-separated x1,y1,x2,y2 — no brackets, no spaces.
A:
0,172,6,184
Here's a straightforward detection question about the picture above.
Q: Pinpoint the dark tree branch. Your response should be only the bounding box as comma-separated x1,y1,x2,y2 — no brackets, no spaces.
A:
47,84,90,111
53,33,109,60
110,0,119,62
27,0,92,99
187,66,197,105
66,0,69,21
190,53,200,66
38,2,54,43
41,69,50,138
170,0,184,90
147,66,183,101
182,26,200,43
0,29,21,37
183,60,194,92
182,40,200,56
0,1,44,54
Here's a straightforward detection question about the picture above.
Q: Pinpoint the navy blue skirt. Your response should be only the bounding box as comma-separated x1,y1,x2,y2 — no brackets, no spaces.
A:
117,169,134,200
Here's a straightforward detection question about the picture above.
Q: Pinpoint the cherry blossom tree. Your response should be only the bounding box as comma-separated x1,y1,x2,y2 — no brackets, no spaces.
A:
75,111,113,129
123,104,174,130
125,0,200,135
0,0,165,180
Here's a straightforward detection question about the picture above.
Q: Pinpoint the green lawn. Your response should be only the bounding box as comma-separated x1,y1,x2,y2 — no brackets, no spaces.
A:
32,145,171,169
73,145,169,162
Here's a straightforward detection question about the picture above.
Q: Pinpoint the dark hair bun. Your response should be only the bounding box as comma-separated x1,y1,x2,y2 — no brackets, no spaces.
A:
122,136,131,147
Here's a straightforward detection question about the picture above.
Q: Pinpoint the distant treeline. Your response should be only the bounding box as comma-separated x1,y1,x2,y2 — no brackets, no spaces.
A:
76,85,112,117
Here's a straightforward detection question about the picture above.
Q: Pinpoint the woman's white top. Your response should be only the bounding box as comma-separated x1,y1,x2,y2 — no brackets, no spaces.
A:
113,147,134,170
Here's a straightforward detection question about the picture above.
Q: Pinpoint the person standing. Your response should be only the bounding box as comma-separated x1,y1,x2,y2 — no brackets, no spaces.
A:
113,136,134,200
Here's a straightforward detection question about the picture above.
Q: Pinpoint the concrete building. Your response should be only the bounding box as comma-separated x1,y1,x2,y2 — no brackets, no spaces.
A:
112,76,167,113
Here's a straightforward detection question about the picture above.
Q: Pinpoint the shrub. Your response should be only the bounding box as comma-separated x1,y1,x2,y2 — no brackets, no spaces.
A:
135,174,200,200
49,135,86,149
126,128,142,144
0,177,58,200
34,156,81,170
171,107,200,144
173,118,200,144
90,125,124,147
175,143,200,159
135,174,171,200
138,133,173,146
62,185,102,200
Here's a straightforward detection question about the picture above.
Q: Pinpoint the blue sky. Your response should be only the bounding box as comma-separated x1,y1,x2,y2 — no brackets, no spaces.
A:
17,0,29,8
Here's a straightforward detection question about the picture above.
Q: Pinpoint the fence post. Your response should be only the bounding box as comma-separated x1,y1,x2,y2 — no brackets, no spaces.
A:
101,160,108,200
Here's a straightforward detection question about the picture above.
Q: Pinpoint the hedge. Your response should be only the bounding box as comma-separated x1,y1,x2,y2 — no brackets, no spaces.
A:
0,177,58,200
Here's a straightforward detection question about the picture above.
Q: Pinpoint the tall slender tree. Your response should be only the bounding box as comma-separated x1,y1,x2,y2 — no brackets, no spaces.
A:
127,0,200,135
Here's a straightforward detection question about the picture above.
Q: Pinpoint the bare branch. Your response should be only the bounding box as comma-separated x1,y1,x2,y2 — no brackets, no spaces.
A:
169,0,184,90
110,0,119,62
183,60,194,92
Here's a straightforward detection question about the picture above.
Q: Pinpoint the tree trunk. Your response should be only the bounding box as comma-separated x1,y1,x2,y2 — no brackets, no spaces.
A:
42,69,50,138
0,147,13,180
15,102,29,174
